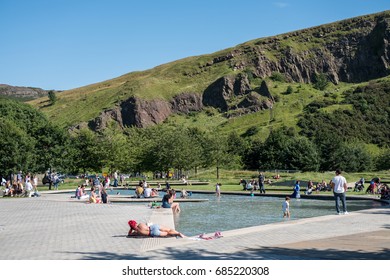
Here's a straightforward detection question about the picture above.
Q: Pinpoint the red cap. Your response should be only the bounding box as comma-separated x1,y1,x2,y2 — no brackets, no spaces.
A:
128,220,137,230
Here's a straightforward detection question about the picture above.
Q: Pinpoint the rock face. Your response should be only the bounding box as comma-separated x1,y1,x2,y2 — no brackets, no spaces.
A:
203,74,252,111
0,84,50,99
214,14,390,84
88,93,203,129
171,92,203,114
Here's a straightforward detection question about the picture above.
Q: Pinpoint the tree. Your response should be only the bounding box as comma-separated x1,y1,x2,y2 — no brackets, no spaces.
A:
186,127,207,176
48,90,57,105
70,128,103,174
34,123,71,189
313,73,329,91
243,138,264,170
225,131,247,169
258,127,292,169
146,126,204,178
283,137,319,171
375,149,390,171
285,85,293,95
202,133,229,179
331,142,372,172
0,99,70,184
100,122,129,173
0,118,34,178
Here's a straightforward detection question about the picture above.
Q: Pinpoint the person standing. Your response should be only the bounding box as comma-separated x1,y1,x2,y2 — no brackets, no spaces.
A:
53,173,59,190
215,183,221,197
282,196,290,218
291,180,301,198
32,174,38,193
330,169,348,215
258,172,266,194
113,171,118,187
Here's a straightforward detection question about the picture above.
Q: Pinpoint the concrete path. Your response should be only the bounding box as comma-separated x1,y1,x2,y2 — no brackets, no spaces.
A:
0,192,389,260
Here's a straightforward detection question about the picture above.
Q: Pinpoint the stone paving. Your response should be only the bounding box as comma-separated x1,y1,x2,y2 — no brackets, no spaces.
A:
0,192,389,260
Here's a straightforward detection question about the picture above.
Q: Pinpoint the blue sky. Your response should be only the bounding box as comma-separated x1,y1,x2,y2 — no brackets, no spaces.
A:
1,0,389,90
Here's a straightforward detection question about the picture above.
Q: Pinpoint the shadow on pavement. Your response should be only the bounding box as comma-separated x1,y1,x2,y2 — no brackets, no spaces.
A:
59,246,390,260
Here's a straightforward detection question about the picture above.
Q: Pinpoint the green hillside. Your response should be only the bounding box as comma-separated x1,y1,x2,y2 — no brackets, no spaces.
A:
28,52,232,128
163,78,360,140
28,10,390,130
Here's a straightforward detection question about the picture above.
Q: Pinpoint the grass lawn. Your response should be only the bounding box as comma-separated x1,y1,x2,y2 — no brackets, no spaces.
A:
35,169,389,198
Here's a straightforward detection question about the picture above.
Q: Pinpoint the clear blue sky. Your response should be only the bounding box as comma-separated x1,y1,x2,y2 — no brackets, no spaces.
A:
1,0,389,90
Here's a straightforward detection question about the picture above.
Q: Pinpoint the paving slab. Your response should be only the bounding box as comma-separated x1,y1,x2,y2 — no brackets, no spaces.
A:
0,192,389,260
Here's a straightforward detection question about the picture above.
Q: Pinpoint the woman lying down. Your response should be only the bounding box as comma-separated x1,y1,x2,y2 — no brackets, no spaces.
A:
127,220,186,238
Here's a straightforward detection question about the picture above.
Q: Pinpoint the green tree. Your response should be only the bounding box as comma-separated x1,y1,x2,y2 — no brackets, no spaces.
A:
375,149,390,171
146,126,204,177
70,128,103,174
285,85,293,95
186,127,207,176
100,122,129,173
0,99,70,183
0,118,34,177
202,133,230,179
243,138,264,170
34,123,71,189
284,137,319,171
270,72,285,82
313,73,329,91
331,142,372,172
258,127,292,169
48,90,57,105
123,126,154,173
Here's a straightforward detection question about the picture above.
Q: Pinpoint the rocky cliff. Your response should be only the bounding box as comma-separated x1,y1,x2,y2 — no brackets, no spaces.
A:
0,84,50,100
208,12,390,85
84,92,203,130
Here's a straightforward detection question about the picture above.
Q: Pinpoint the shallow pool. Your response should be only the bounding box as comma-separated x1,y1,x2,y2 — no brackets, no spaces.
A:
104,189,384,237
172,193,384,237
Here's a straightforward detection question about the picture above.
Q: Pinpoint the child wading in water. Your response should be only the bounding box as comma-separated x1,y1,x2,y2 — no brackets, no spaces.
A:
282,196,291,218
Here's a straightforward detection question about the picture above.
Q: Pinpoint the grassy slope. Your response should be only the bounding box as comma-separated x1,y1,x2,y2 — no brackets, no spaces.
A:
28,51,232,128
27,11,389,136
163,79,360,140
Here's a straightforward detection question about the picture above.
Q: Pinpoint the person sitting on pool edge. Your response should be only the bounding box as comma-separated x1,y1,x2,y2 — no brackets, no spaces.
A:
162,189,181,213
127,220,186,238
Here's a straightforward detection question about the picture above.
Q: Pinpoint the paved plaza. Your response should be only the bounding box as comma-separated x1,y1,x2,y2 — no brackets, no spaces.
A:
0,192,389,260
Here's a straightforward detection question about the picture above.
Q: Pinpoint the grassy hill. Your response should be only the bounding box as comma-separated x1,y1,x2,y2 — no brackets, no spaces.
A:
27,10,390,139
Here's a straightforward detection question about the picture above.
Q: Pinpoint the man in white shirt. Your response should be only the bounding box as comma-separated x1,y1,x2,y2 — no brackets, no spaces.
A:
330,169,348,215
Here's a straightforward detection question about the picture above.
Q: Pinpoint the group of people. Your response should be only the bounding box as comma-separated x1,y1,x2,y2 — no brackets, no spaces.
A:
379,185,390,200
74,178,109,204
134,180,159,198
302,179,330,194
1,172,39,198
286,169,349,216
239,172,268,193
366,177,382,194
132,180,182,213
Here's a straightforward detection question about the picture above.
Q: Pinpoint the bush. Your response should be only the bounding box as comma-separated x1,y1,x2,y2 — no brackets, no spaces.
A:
313,73,329,91
270,72,285,82
285,85,293,94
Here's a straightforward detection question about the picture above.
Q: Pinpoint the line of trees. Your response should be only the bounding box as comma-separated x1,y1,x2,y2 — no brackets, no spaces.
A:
1,78,390,181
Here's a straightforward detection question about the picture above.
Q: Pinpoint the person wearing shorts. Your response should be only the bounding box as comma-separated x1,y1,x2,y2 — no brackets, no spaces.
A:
161,190,181,213
127,220,185,238
282,196,290,218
